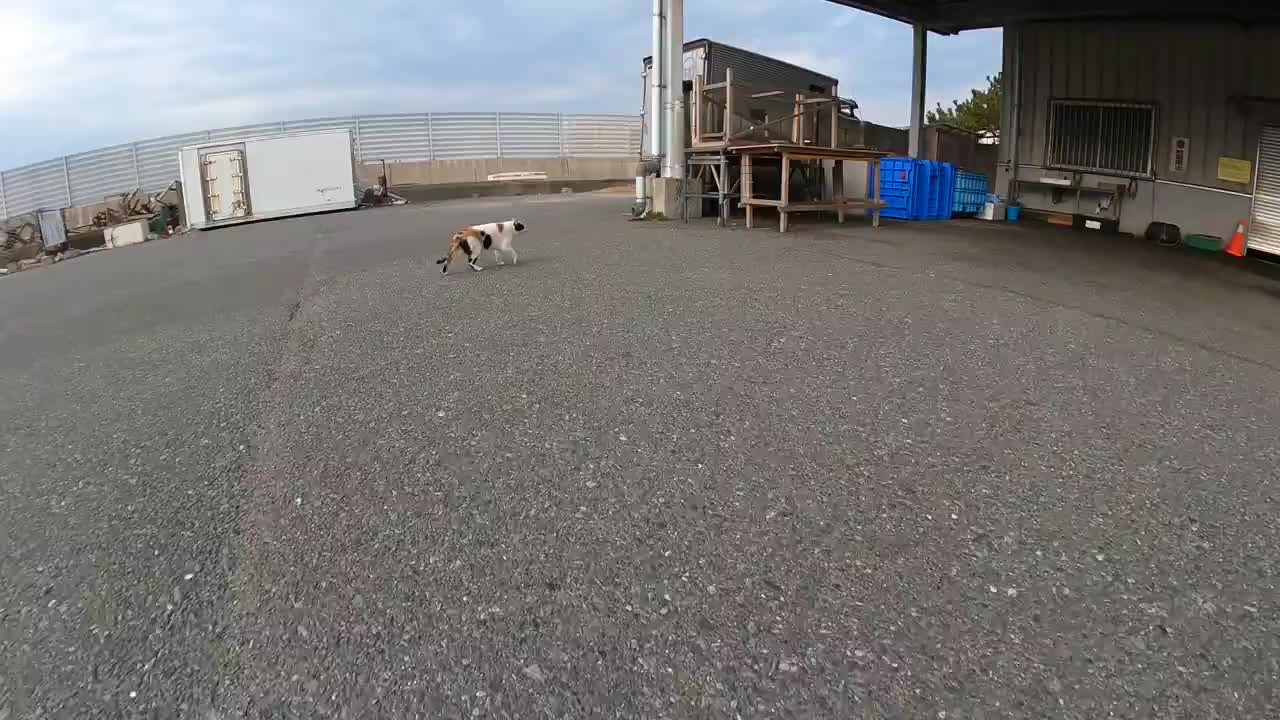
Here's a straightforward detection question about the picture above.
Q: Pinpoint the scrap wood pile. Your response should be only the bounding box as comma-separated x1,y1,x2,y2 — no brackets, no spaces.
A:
1,182,187,276
86,185,183,234
0,216,43,268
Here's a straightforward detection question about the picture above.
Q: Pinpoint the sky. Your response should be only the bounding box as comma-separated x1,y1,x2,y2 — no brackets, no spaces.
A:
0,0,1002,170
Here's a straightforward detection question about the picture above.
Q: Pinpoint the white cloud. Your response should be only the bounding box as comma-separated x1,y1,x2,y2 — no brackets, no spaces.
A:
0,1,1000,167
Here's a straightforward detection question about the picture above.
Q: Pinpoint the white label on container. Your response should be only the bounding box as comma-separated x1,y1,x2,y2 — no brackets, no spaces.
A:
1085,220,1102,230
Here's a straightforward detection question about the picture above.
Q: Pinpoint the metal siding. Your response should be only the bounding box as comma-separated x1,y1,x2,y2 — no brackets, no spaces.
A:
704,42,835,92
38,208,67,250
2,159,67,217
496,113,561,159
1250,127,1280,255
1017,23,1280,192
354,114,431,163
66,143,137,207
430,113,500,160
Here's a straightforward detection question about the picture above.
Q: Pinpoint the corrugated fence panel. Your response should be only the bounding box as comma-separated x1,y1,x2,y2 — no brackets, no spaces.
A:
2,159,67,216
3,112,644,219
283,116,356,134
135,132,206,193
498,113,561,158
208,122,284,143
356,114,431,162
562,114,642,157
66,144,137,207
431,113,500,160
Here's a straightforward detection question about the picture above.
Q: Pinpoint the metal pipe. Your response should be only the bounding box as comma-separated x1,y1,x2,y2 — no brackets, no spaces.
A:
663,0,684,179
650,0,665,159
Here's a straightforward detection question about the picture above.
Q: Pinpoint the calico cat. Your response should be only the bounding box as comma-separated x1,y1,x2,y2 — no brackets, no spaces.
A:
436,219,527,274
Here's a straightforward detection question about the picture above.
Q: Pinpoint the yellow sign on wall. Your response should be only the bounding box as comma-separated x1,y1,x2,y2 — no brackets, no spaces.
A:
1217,157,1253,185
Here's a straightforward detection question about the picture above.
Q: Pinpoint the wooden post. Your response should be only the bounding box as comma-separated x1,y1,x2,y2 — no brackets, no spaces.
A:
743,153,754,229
834,160,845,224
692,75,703,145
719,152,728,226
780,153,790,233
724,68,734,141
791,94,803,144
830,86,839,148
872,157,881,228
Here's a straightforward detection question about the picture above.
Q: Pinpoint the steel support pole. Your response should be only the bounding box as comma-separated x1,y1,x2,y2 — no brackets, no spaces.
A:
909,23,928,159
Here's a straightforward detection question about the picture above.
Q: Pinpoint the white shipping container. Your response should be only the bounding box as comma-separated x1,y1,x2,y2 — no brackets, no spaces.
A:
179,129,358,230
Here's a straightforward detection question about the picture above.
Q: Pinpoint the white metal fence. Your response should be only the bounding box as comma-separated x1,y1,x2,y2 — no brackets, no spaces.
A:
0,112,641,219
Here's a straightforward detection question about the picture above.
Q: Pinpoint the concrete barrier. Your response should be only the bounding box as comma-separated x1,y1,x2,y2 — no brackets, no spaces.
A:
390,179,630,204
356,158,637,186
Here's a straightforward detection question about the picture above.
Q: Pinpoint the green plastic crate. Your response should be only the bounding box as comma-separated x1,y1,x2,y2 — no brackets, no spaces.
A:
1184,234,1223,252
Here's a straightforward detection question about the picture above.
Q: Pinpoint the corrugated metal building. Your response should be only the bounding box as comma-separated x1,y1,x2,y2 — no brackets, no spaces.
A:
640,39,839,158
997,23,1280,252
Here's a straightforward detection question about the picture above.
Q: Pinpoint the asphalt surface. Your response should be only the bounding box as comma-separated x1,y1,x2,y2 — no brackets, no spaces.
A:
2,194,1278,719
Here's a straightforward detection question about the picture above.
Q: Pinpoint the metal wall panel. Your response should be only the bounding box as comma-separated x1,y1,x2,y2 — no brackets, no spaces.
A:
562,114,641,158
431,113,500,160
2,113,639,219
1014,23,1280,192
1,159,67,217
498,113,562,159
1249,126,1280,255
705,41,837,92
641,40,837,154
66,143,137,207
354,114,431,163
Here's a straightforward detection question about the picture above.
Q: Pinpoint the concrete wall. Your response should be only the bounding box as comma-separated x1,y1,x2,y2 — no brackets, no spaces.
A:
360,158,638,188
999,22,1280,238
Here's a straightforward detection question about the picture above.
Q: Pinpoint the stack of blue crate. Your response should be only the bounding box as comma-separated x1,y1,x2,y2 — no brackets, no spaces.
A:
869,158,956,221
951,170,989,216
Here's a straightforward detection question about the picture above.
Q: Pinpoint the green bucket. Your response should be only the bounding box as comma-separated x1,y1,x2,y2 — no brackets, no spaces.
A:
1184,234,1223,252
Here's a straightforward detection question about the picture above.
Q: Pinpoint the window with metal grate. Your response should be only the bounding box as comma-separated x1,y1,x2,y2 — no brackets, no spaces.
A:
1047,100,1156,177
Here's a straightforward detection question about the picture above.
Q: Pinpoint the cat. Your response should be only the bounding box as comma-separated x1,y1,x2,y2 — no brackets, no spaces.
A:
435,219,527,274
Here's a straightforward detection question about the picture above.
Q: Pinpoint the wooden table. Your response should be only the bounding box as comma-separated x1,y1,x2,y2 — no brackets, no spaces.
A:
734,143,888,233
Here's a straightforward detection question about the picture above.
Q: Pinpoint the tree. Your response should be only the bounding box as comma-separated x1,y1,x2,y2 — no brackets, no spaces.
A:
927,73,1001,133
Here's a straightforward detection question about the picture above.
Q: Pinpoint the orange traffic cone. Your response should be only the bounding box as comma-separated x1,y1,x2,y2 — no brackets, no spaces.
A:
1225,220,1247,257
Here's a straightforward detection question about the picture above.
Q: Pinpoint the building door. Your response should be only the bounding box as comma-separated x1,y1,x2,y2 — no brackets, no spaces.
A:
1251,126,1280,255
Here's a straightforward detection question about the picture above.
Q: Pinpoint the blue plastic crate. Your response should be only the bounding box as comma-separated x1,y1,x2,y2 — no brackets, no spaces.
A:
927,162,955,220
869,158,956,221
871,157,928,220
952,170,989,216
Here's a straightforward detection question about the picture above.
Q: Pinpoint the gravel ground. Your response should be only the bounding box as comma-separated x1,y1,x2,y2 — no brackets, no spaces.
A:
2,194,1278,719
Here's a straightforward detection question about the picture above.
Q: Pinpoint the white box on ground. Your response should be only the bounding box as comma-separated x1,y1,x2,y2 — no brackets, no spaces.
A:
179,129,358,230
980,202,1007,221
103,218,148,248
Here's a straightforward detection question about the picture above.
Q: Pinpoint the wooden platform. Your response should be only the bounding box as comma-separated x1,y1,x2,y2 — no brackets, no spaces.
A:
733,143,889,232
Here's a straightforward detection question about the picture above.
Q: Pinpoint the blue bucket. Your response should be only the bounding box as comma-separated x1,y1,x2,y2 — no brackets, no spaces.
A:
1006,205,1021,222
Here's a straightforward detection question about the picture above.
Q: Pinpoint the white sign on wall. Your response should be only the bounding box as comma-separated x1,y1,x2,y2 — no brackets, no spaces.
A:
1170,136,1190,173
